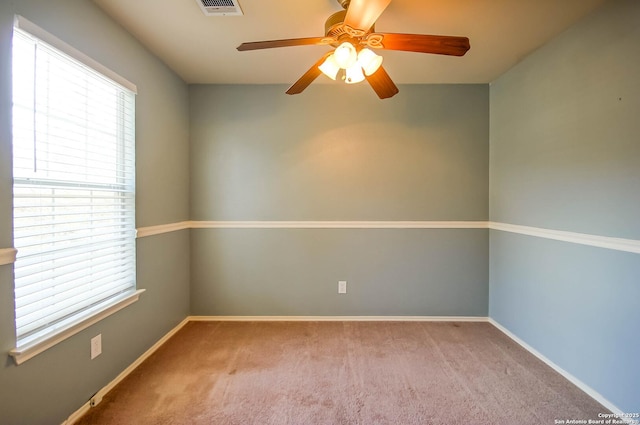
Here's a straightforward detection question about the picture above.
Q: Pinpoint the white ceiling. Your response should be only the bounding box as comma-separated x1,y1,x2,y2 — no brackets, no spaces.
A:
92,0,606,85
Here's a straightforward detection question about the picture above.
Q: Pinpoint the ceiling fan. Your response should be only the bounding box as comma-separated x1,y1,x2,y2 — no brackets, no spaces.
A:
237,0,470,99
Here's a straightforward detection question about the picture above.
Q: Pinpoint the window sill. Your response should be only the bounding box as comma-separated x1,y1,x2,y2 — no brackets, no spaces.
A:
9,289,145,365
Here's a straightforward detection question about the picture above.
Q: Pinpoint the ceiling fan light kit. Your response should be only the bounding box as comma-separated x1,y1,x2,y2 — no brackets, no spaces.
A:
237,0,470,99
318,55,341,80
318,44,382,82
358,48,383,76
333,42,358,68
345,63,366,84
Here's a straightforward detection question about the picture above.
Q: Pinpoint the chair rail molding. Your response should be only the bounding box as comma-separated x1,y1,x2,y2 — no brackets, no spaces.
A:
134,220,640,255
0,248,17,266
190,220,489,229
489,222,640,255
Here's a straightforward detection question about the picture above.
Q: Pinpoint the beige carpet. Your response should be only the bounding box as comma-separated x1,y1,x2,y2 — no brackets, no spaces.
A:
76,321,609,424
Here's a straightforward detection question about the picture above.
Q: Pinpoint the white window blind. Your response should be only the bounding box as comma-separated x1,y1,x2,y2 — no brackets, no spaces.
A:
12,23,137,349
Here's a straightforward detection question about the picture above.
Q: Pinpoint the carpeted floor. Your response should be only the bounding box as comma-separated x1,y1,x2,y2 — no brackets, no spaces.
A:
75,321,610,425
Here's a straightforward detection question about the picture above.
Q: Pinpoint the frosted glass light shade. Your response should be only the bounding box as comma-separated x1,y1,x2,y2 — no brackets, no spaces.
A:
318,54,340,80
345,64,365,84
333,42,357,69
357,48,383,76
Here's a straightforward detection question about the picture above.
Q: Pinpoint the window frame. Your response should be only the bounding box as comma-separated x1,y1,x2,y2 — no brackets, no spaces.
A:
9,16,143,365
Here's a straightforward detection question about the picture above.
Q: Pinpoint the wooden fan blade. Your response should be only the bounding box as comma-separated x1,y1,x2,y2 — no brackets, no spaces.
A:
286,53,333,95
365,66,399,99
237,37,328,51
344,0,392,32
376,33,470,56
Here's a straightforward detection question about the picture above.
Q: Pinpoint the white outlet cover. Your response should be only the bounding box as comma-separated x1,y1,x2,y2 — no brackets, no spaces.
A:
91,334,102,359
338,281,347,294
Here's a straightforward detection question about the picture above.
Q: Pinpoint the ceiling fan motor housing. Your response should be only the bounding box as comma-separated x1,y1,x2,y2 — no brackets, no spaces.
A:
325,10,374,47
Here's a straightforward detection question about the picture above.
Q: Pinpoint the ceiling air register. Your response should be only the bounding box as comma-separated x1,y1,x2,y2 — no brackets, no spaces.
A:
196,0,243,16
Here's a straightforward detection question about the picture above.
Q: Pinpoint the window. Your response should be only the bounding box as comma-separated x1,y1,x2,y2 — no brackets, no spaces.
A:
11,17,139,363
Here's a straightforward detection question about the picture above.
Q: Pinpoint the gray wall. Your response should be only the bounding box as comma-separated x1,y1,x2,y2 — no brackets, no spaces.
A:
189,84,489,316
489,0,640,413
3,0,636,420
0,1,191,424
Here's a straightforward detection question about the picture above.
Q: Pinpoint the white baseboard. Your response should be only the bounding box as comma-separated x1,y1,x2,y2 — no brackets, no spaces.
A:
63,317,190,425
189,315,489,322
62,400,91,425
488,318,623,416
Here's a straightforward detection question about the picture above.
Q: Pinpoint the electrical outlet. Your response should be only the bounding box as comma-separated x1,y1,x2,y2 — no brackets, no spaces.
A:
338,280,347,294
91,334,102,359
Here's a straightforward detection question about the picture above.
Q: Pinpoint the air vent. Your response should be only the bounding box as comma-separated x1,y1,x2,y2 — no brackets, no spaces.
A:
195,0,243,16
